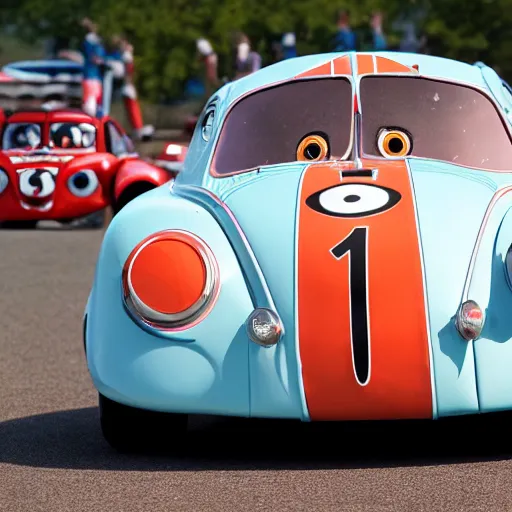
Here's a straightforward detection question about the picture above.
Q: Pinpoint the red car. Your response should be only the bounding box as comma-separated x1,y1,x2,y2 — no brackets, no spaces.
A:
153,141,188,173
0,108,171,228
150,113,196,175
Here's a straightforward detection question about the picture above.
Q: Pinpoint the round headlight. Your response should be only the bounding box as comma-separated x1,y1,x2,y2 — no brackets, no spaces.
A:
0,168,9,194
68,169,98,197
122,230,220,330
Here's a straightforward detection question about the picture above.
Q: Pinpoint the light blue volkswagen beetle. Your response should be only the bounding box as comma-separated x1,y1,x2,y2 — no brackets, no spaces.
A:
84,51,512,451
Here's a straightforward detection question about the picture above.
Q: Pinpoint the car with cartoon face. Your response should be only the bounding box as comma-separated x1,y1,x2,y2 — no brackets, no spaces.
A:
0,108,171,228
152,142,188,174
84,51,512,451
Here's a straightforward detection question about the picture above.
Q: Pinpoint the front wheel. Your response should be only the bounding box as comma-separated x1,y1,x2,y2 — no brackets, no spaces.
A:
112,182,155,216
99,393,188,453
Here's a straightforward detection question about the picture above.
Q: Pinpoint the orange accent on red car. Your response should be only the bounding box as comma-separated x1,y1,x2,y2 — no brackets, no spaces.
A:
297,159,432,420
128,235,206,314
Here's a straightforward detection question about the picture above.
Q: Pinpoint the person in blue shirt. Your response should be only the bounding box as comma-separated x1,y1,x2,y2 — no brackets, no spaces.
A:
333,10,356,52
370,11,387,51
104,35,127,98
80,18,106,117
281,33,297,59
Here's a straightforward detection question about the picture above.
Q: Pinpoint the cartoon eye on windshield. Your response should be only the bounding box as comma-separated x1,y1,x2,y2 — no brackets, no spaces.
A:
50,123,96,149
377,128,412,158
305,182,401,218
296,133,330,162
3,123,42,150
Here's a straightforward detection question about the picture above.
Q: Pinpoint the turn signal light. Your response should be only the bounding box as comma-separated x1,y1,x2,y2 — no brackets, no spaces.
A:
455,300,484,341
122,230,219,330
246,308,283,347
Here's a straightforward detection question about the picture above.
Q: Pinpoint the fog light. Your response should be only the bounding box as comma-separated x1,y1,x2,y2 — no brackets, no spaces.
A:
246,308,282,347
455,300,484,341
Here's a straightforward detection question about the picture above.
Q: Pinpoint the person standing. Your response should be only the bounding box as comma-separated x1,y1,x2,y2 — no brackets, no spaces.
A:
370,11,387,51
80,18,106,117
333,10,356,52
281,33,297,59
196,38,220,97
115,36,154,141
234,33,262,79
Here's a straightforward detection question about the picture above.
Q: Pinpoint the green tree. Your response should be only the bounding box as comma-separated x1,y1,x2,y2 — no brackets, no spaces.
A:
5,0,512,99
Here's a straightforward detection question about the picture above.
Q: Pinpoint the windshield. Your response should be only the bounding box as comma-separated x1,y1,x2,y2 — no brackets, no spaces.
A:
49,122,96,150
2,123,42,150
359,76,512,170
212,78,353,175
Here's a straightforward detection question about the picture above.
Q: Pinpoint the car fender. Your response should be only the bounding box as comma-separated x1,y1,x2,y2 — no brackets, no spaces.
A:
85,184,255,416
113,159,170,202
470,199,512,412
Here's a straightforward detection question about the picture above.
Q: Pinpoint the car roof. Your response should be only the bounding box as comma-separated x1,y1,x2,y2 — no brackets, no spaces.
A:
6,108,99,126
223,51,490,106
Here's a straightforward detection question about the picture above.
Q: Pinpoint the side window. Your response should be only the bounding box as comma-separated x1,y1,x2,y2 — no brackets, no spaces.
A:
105,121,130,156
502,81,512,114
201,104,215,142
503,80,512,97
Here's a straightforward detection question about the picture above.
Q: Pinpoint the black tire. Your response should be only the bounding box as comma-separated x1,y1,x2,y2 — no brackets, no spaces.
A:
81,210,106,228
62,210,105,229
1,220,38,229
99,393,188,453
113,182,155,216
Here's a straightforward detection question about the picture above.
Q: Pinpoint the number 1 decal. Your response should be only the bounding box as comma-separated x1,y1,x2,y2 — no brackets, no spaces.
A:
330,227,371,386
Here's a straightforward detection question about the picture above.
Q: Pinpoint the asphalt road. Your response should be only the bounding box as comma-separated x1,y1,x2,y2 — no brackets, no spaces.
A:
2,221,512,511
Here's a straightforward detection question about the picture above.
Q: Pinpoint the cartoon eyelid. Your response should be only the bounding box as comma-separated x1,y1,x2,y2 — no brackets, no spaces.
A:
377,126,413,138
298,130,331,144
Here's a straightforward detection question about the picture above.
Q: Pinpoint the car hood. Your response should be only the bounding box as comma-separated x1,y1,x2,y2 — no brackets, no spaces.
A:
221,157,512,419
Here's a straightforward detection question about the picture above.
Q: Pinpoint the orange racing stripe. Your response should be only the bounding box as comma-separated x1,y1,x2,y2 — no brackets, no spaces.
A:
295,61,333,78
333,55,352,75
295,55,352,78
297,159,432,420
375,56,416,73
356,54,375,75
